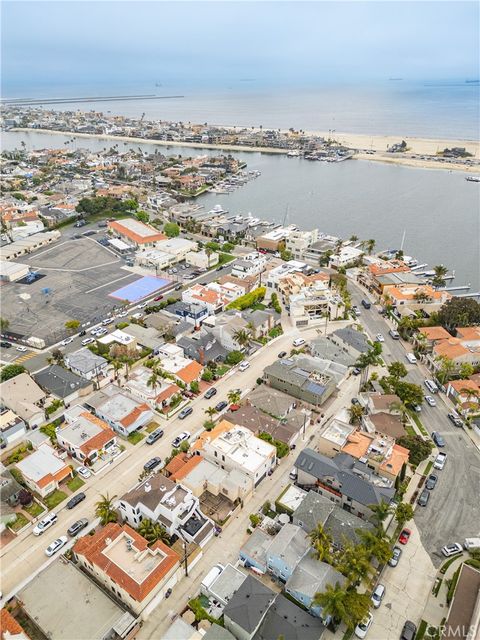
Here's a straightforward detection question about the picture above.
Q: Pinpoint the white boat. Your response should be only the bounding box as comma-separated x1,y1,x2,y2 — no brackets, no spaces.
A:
287,150,300,157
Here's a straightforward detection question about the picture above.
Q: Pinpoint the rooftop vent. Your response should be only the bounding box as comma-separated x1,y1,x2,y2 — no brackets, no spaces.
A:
144,482,152,493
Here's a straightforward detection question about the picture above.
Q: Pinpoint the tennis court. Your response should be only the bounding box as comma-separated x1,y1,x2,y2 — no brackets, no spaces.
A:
109,276,172,302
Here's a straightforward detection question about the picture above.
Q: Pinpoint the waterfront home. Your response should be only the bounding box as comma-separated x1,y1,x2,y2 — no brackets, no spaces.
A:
329,245,364,269
255,227,292,251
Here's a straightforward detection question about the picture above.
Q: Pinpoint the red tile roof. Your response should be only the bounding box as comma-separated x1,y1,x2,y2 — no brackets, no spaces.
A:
120,403,151,428
0,609,30,639
177,361,203,384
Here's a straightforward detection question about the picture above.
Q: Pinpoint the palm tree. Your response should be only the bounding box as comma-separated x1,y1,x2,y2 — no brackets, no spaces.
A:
204,406,218,420
205,246,213,268
138,518,170,546
368,501,393,528
233,329,252,351
309,523,332,562
347,404,364,425
227,389,241,405
312,582,349,626
432,264,448,288
95,493,118,525
435,355,456,385
389,400,408,424
335,542,373,586
357,529,392,565
111,359,123,381
246,321,256,340
147,369,160,393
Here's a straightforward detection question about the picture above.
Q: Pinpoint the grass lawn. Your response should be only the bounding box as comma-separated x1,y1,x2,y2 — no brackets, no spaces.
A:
424,460,434,475
409,412,429,437
23,501,45,518
44,489,68,510
440,554,463,574
215,364,230,377
67,476,85,492
10,513,30,532
405,424,417,437
127,431,145,445
146,421,161,433
251,303,266,311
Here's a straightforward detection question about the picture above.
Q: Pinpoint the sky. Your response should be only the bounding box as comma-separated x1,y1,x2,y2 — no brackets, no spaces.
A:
1,1,479,94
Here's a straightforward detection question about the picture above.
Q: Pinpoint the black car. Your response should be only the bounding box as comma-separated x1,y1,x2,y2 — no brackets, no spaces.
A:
432,431,445,447
146,428,164,445
278,351,287,358
215,400,228,412
67,518,89,537
66,492,86,510
425,474,438,490
400,620,417,640
204,387,217,400
352,367,361,376
361,299,371,309
79,330,87,337
417,489,430,507
143,457,162,472
0,341,12,348
351,398,360,405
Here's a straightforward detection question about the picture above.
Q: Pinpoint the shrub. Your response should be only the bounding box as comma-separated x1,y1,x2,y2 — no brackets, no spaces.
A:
0,364,26,382
226,287,266,311
201,369,214,382
249,513,261,528
190,380,199,394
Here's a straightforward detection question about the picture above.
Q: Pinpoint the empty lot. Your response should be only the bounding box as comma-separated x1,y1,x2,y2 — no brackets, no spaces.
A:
2,237,139,344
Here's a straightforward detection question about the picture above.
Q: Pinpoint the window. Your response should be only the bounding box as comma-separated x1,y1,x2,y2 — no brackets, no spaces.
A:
214,451,217,458
222,455,225,462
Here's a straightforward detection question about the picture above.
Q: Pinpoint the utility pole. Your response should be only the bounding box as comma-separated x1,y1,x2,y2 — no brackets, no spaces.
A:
182,538,188,577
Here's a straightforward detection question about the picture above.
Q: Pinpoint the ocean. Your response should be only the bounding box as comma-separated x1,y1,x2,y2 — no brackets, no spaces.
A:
2,129,479,291
3,80,479,140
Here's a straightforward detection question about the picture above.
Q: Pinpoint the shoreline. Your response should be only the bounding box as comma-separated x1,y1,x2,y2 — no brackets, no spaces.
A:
10,127,480,173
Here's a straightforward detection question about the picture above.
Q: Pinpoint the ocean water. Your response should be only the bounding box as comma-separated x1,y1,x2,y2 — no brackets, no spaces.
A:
2,130,479,291
3,80,479,140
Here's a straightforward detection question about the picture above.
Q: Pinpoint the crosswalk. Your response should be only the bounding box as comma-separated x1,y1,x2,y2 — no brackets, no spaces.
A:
13,351,38,364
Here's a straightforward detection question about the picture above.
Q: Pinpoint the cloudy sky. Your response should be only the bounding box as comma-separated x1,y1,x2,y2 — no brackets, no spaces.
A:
2,1,478,93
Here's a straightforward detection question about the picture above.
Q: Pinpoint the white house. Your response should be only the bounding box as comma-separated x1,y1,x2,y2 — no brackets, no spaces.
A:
86,385,153,437
329,246,364,269
16,444,72,497
185,249,219,269
64,348,109,381
231,252,267,280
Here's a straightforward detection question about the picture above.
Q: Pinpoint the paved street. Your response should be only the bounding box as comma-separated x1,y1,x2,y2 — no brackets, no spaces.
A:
350,282,480,564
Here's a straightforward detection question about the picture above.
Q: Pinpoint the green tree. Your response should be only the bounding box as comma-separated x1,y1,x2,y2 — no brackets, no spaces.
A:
163,222,180,238
343,591,372,630
47,348,64,366
387,361,408,380
64,319,81,332
201,368,214,382
190,380,199,394
335,542,373,586
95,493,118,525
435,355,456,384
437,297,480,332
225,350,244,365
111,359,123,381
348,404,364,425
309,523,332,562
249,513,261,528
0,364,26,382
368,501,393,528
393,381,424,407
137,518,170,546
312,582,349,627
357,529,392,565
227,389,241,405
233,329,253,350
397,434,433,466
179,440,190,453
204,406,218,420
431,264,448,288
394,502,414,528
458,362,474,379
147,369,160,393
0,317,10,331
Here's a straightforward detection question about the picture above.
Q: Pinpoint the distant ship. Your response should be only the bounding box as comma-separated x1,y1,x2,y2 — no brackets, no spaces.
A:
466,176,480,182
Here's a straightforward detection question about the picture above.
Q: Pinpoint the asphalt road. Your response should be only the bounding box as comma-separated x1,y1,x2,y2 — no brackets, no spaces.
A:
350,283,480,565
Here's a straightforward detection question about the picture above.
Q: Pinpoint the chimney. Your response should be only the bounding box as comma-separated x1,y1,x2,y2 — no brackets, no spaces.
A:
144,482,152,493
198,347,205,365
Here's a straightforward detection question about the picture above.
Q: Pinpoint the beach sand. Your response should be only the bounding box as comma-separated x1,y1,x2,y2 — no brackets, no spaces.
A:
12,127,480,173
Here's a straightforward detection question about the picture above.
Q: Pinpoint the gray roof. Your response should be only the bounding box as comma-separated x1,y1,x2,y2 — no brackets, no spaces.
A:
65,348,108,375
310,337,355,367
267,523,310,569
241,308,280,328
293,491,335,533
247,386,296,418
240,528,273,567
331,327,369,354
33,365,91,399
253,593,325,640
177,331,228,363
0,467,23,504
325,506,374,547
224,575,275,633
294,448,395,507
203,624,236,640
286,555,345,599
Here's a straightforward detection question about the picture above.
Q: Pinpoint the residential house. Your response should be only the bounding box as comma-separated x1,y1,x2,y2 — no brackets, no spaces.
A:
33,365,92,405
156,343,204,388
0,465,23,532
266,260,309,291
0,408,27,446
383,283,451,318
289,282,344,326
166,300,209,328
285,555,345,617
247,386,298,418
124,366,180,411
294,448,395,520
107,218,167,250
73,523,180,615
16,443,72,497
185,249,219,269
361,412,407,440
118,474,215,548
0,373,46,428
85,385,153,437
202,564,247,608
208,313,250,351
358,259,412,295
231,252,267,280
253,592,326,640
228,404,303,447
255,227,291,251
177,330,229,365
309,336,356,367
56,410,117,464
340,430,409,482
328,246,364,269
266,523,310,582
274,270,329,304
239,528,274,573
317,418,356,457
122,324,165,354
218,274,258,294
329,327,370,360
193,420,276,486
223,575,276,640
446,378,480,415
425,326,480,374
64,348,109,382
240,309,281,339
285,229,320,261
415,326,452,353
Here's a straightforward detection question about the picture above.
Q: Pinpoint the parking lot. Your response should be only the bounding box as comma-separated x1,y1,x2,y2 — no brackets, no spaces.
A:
1,236,140,344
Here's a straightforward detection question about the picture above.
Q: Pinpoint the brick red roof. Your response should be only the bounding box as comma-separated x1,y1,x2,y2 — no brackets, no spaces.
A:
120,402,150,428
73,523,179,602
177,361,203,384
0,609,30,639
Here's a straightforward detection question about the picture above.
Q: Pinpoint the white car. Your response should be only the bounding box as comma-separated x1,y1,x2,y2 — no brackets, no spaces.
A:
406,353,417,364
81,337,95,346
45,536,68,557
77,466,91,479
434,452,447,470
102,317,114,325
16,346,27,352
171,432,191,448
138,302,149,309
117,311,128,318
96,328,108,337
355,612,373,638
33,512,58,536
441,543,463,557
425,395,437,407
239,360,250,371
61,337,74,346
90,327,100,335
293,338,306,347
375,334,385,343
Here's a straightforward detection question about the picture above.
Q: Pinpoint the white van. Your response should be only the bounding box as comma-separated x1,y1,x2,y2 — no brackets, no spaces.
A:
293,338,305,347
81,337,95,346
33,512,58,536
424,379,439,394
464,538,480,551
406,353,417,364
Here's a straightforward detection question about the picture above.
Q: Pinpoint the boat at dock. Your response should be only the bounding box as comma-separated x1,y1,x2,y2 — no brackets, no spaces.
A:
287,150,300,157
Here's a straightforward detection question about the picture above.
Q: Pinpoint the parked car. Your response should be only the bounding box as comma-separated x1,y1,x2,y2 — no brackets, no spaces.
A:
424,379,439,394
406,353,417,364
399,528,411,545
102,317,114,325
215,400,228,412
143,457,162,472
371,584,385,608
77,466,91,479
154,295,164,301
45,536,68,557
61,337,74,346
412,404,422,413
352,367,361,376
434,452,447,470
441,543,463,557
33,512,58,536
400,620,417,640
432,432,445,447
204,387,217,400
165,588,172,598
81,337,95,346
389,329,400,340
425,395,436,407
361,299,371,309
417,489,430,507
238,361,250,371
354,612,373,638
16,346,27,352
66,492,86,510
292,338,305,347
388,546,402,567
74,219,86,228
0,341,12,348
425,474,438,490
67,518,89,537
178,407,193,420
447,412,464,427
351,397,361,405
375,334,384,343
172,432,190,448
146,428,164,445
278,351,287,358
95,328,108,337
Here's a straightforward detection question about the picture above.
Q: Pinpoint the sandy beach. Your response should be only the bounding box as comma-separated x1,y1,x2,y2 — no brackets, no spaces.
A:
11,127,480,173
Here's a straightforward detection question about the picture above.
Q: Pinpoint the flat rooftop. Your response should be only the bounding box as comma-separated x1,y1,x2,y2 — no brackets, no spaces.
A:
103,531,166,585
321,419,355,446
58,413,104,447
